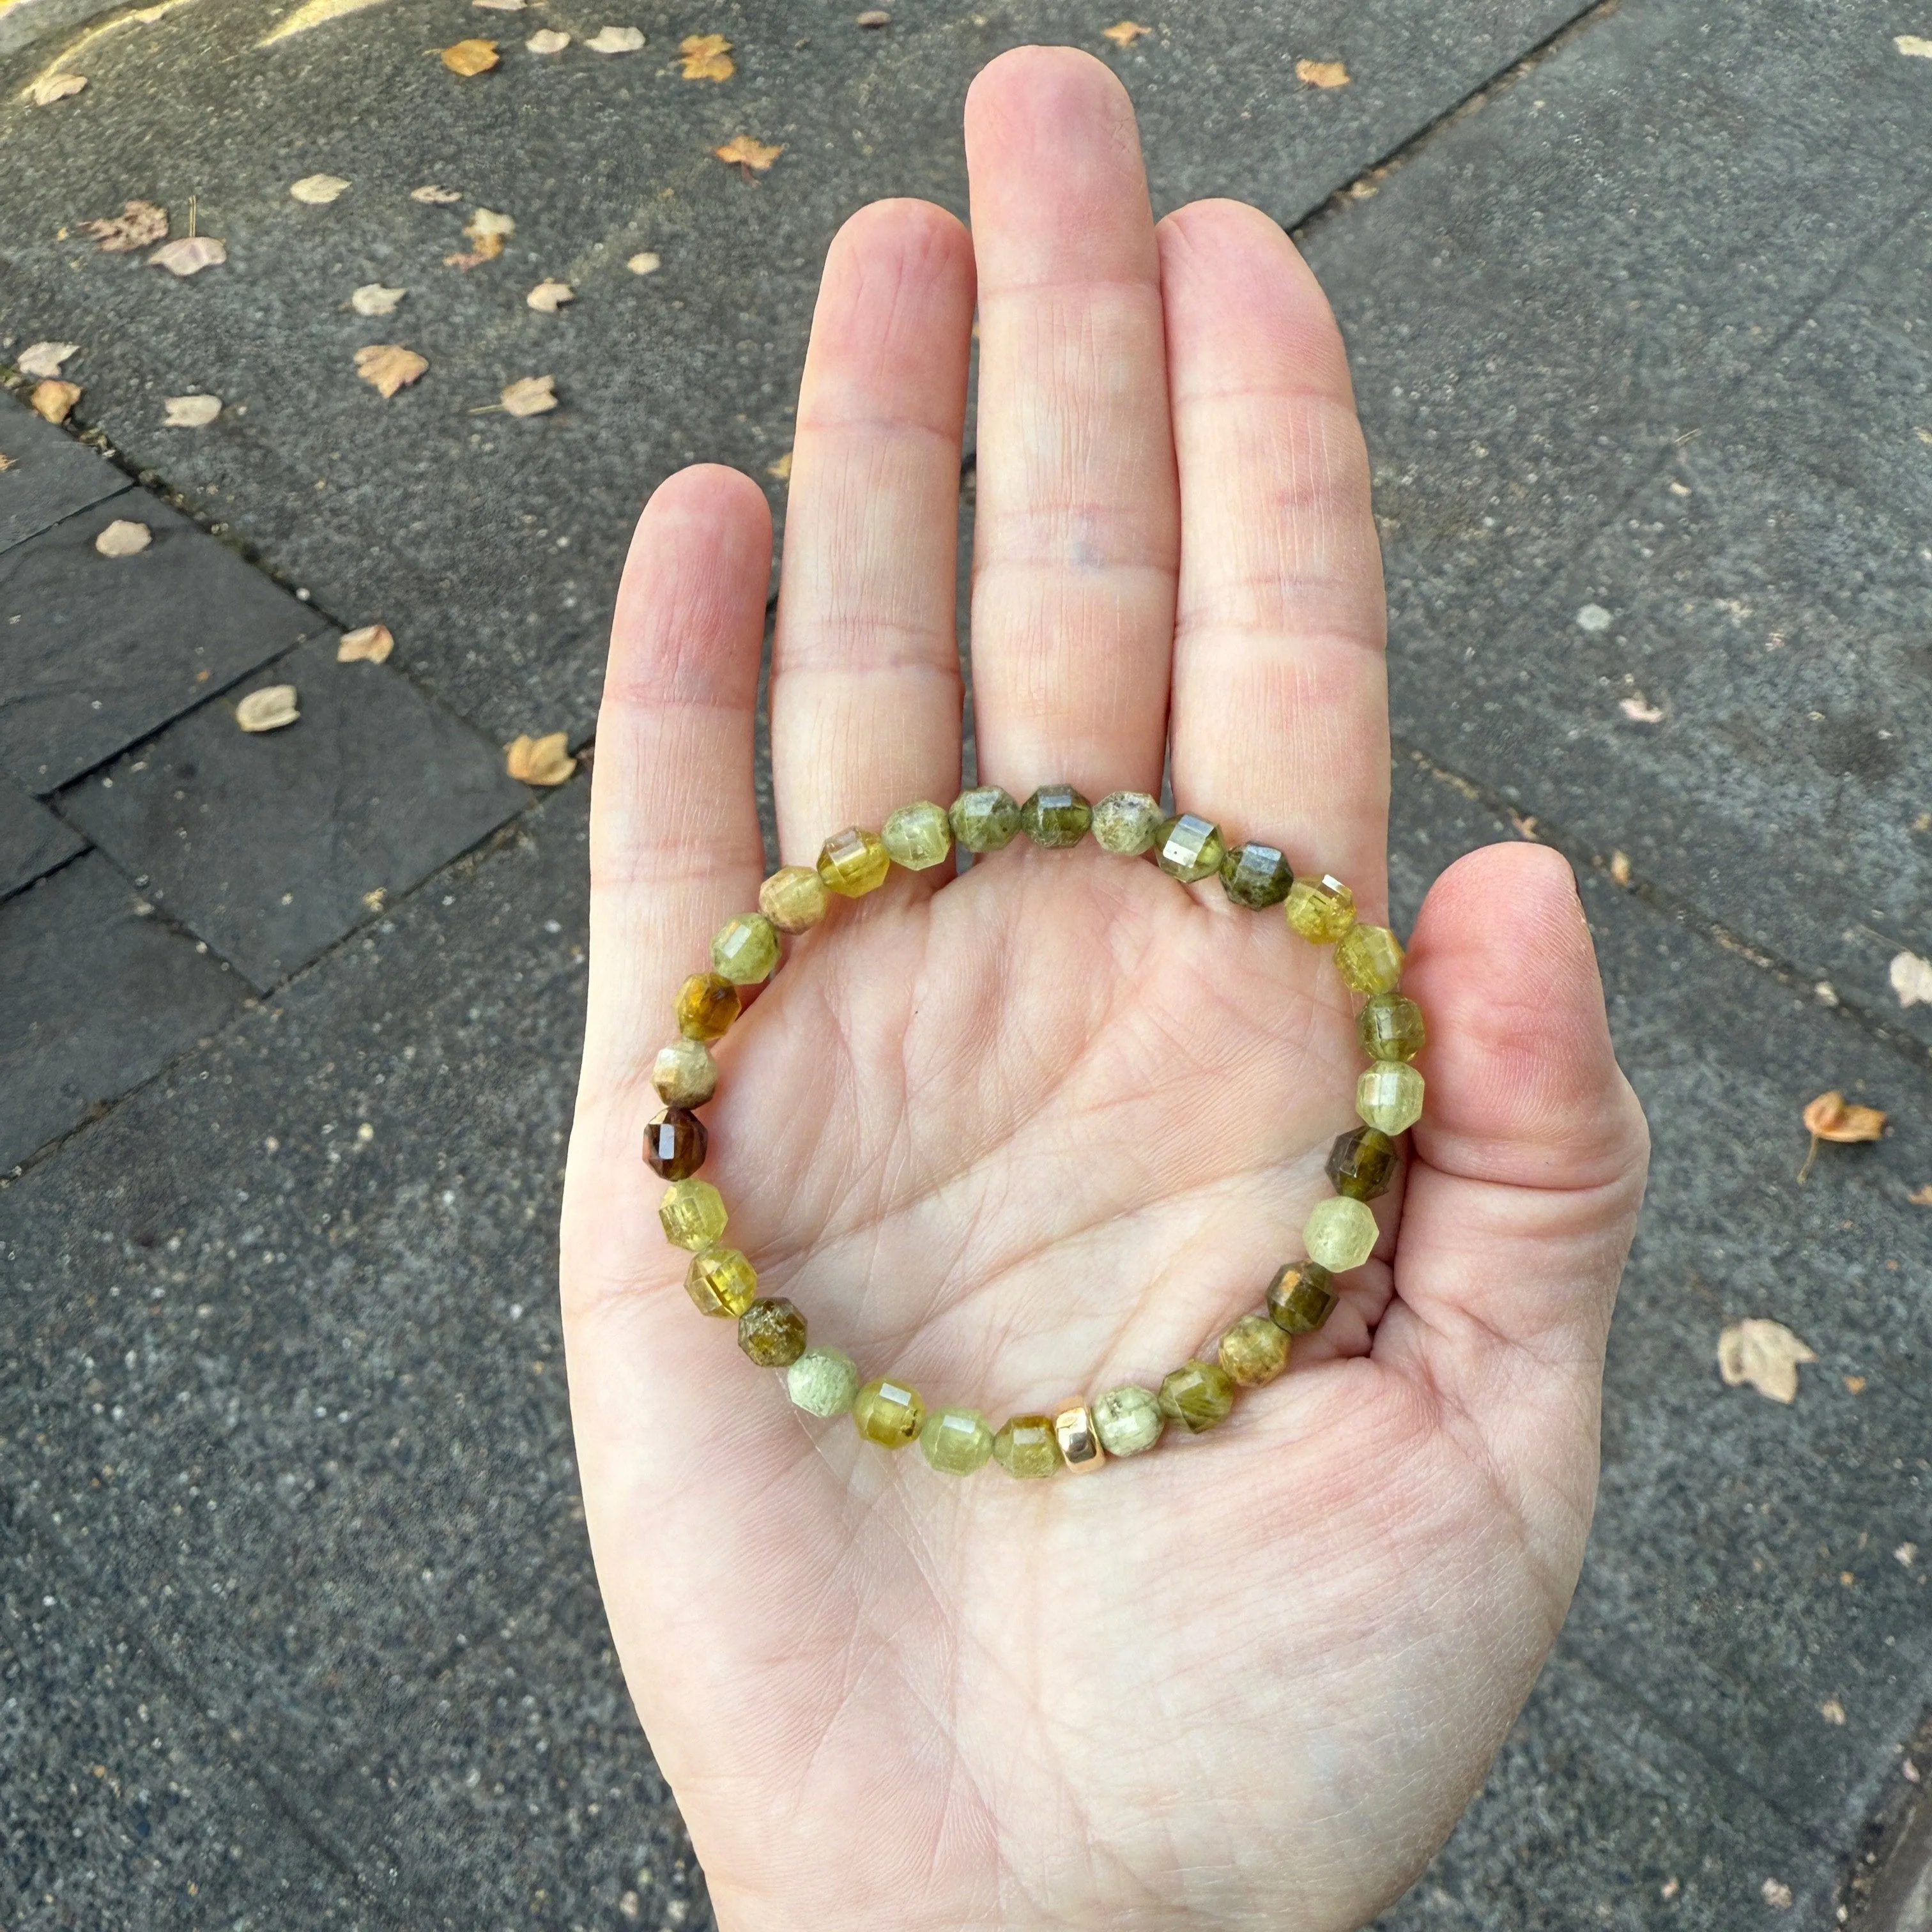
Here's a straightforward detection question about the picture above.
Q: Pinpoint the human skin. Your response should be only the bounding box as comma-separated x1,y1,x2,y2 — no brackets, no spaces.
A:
561,44,1649,1932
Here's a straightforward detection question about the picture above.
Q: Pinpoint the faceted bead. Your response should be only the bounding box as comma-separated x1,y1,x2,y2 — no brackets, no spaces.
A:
1218,1312,1291,1387
1159,1360,1235,1434
1220,841,1294,908
1304,1194,1377,1272
1284,873,1356,944
738,1296,808,1367
1020,785,1092,848
676,971,740,1042
852,1376,925,1448
651,1038,717,1108
1358,991,1427,1062
1337,923,1406,994
1152,813,1225,883
659,1178,727,1250
1091,790,1165,855
1266,1260,1337,1335
1358,1061,1425,1135
788,1345,860,1418
643,1106,707,1180
686,1244,758,1317
816,825,891,898
882,800,954,871
949,786,1022,852
759,864,829,934
1092,1384,1165,1457
1052,1403,1105,1473
992,1414,1062,1477
920,1406,994,1475
711,912,779,985
1326,1125,1398,1202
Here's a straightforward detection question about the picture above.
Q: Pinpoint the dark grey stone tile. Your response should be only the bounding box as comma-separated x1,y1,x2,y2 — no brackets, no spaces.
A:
59,636,529,992
0,851,243,1172
0,385,129,553
0,781,82,900
0,494,321,795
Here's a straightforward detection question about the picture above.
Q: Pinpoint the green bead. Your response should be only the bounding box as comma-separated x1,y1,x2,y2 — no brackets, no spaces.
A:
659,1178,727,1250
817,825,891,897
1091,790,1165,855
1266,1261,1337,1334
883,800,954,871
1284,873,1356,944
788,1345,859,1418
1358,991,1426,1061
1152,813,1225,883
949,786,1022,852
1219,841,1294,908
1020,785,1092,848
920,1406,994,1475
737,1296,807,1367
1337,923,1405,994
1304,1194,1377,1272
1091,1384,1165,1457
685,1244,757,1317
1218,1312,1290,1388
992,1414,1062,1476
1326,1125,1399,1202
1358,1061,1424,1135
852,1376,924,1448
1158,1360,1235,1433
710,912,779,985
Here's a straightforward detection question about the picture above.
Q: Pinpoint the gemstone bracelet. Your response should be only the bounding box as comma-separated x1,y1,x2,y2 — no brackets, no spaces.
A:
645,785,1424,1479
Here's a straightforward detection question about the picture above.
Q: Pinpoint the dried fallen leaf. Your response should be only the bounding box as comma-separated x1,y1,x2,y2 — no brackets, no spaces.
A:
1844,1375,1866,1393
441,37,500,73
678,31,733,79
17,341,78,379
526,279,574,312
1889,949,1932,1009
526,27,569,50
1296,57,1350,87
82,200,168,252
1803,1090,1885,1144
355,343,428,397
1908,1184,1932,1207
585,24,644,52
28,73,88,105
0,453,12,471
474,0,525,10
411,183,463,204
854,8,890,24
149,235,226,277
1609,849,1632,886
1717,1319,1816,1405
1820,1698,1846,1726
163,394,222,427
1899,1543,1920,1567
290,173,349,204
1897,34,1932,57
29,379,80,425
447,206,513,267
500,373,558,417
1761,1880,1793,1911
236,684,300,733
95,519,152,556
337,622,394,663
1619,694,1665,723
506,731,575,785
713,133,783,171
767,449,792,480
1101,20,1149,45
627,249,661,274
350,283,407,316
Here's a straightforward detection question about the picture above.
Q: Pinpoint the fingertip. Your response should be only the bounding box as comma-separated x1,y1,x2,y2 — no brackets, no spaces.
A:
964,43,1133,140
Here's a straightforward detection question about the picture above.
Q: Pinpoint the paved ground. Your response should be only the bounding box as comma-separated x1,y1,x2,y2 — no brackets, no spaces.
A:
2,0,1929,1926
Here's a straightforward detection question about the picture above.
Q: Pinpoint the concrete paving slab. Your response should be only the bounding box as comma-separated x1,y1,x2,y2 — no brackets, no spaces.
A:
59,635,528,991
0,493,322,796
0,781,82,901
0,385,129,554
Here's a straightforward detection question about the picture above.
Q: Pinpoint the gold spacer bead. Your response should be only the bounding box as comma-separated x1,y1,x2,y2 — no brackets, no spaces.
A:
1052,1403,1107,1473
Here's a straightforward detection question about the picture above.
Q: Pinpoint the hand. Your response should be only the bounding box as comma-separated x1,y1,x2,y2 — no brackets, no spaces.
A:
562,46,1648,1932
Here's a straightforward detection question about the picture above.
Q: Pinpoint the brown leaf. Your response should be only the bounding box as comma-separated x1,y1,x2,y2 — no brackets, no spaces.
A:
506,732,575,785
83,200,169,252
678,31,733,79
1717,1319,1816,1404
441,37,500,73
1101,20,1149,45
0,453,13,472
585,24,644,52
148,235,226,277
766,449,792,480
94,519,152,557
411,183,463,204
17,341,78,379
713,133,783,171
446,207,512,268
354,343,428,397
29,380,80,425
236,684,300,733
525,279,574,312
27,73,88,105
1802,1091,1885,1144
1296,56,1350,87
337,623,394,663
1908,1184,1932,1207
500,374,558,417
290,173,350,204
163,394,222,426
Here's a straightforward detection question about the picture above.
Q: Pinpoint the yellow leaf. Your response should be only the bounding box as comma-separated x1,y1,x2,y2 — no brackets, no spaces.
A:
94,519,152,556
1101,20,1149,45
714,133,783,171
354,343,427,397
1717,1319,1816,1405
29,379,80,425
337,623,394,663
447,206,512,268
526,279,574,312
507,732,575,785
500,374,558,417
290,173,349,204
236,685,300,733
679,31,733,79
767,449,792,480
1296,56,1350,87
441,37,500,74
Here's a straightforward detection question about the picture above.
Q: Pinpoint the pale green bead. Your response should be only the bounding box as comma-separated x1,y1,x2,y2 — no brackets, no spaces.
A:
1091,1384,1165,1456
883,800,954,871
1284,874,1356,944
659,1178,727,1250
1336,923,1405,994
1357,1061,1425,1134
788,1346,860,1418
950,786,1021,852
1092,790,1165,855
1303,1194,1377,1272
711,912,779,985
921,1406,994,1475
1152,813,1225,883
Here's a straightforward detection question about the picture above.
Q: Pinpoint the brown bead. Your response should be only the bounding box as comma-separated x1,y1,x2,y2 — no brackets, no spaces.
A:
1326,1126,1399,1202
676,971,740,1042
644,1107,707,1179
737,1296,808,1367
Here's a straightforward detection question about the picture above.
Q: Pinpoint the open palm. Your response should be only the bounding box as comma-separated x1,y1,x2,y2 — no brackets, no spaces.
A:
562,47,1648,1932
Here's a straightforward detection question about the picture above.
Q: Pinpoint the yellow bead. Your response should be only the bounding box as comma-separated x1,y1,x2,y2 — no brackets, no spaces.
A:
1357,1061,1425,1134
711,913,779,985
993,1414,1062,1477
882,800,954,870
659,1178,727,1250
1303,1194,1377,1272
1218,1312,1290,1387
685,1244,756,1317
759,865,828,934
1284,874,1356,944
816,825,891,898
1052,1403,1105,1472
1336,923,1405,994
675,971,740,1041
921,1406,994,1475
852,1376,924,1448
651,1038,717,1108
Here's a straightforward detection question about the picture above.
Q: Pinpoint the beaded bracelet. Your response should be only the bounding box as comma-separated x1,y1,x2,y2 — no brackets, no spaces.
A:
645,785,1425,1479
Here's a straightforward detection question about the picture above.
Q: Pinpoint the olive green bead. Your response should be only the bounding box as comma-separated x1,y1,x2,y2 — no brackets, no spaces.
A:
817,825,891,898
651,1038,717,1108
1020,785,1092,848
920,1406,995,1475
1091,790,1165,855
738,1296,808,1367
1327,1125,1399,1202
949,786,1022,852
759,865,828,934
1091,1384,1165,1457
1220,841,1294,908
852,1377,925,1448
1337,923,1406,994
676,971,740,1042
659,1178,728,1250
1152,813,1225,883
1304,1194,1377,1272
1358,991,1427,1062
1218,1312,1291,1388
883,800,954,871
992,1414,1062,1477
788,1346,860,1418
711,912,779,985
1266,1260,1337,1335
1284,873,1356,944
1159,1360,1236,1433
1358,1061,1425,1135
686,1244,757,1317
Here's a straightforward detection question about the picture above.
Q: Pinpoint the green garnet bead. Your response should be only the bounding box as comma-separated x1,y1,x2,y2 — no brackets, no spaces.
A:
1091,1384,1165,1456
1358,1061,1425,1135
787,1345,859,1418
949,786,1022,852
1020,785,1092,848
1337,923,1406,994
686,1244,757,1317
738,1296,808,1367
651,1038,717,1108
921,1406,995,1475
710,912,779,985
1152,813,1225,883
1327,1125,1399,1202
852,1377,925,1447
676,971,740,1042
816,825,891,898
1266,1260,1337,1334
659,1178,727,1251
1358,990,1426,1062
993,1414,1062,1477
883,800,954,871
1284,873,1356,944
1304,1194,1377,1272
1218,1312,1291,1388
1091,790,1165,855
644,1106,707,1180
1220,841,1294,908
758,864,828,934
1160,1360,1236,1433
